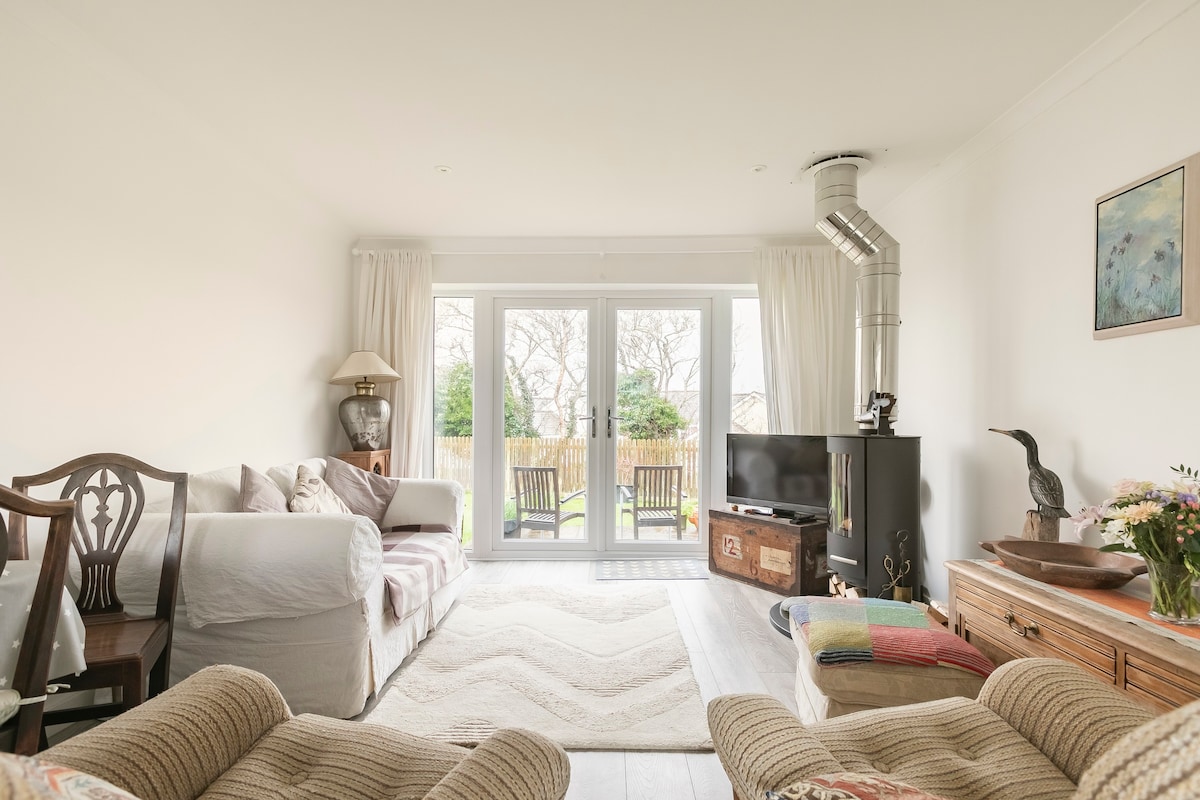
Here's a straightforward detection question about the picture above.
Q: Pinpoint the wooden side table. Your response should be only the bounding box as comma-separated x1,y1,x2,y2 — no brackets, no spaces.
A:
334,449,390,476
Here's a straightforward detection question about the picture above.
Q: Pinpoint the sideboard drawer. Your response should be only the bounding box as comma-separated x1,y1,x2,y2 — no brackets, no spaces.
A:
1125,655,1200,711
955,580,1117,679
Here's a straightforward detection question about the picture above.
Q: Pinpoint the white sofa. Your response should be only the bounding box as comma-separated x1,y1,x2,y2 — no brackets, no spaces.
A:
117,457,470,718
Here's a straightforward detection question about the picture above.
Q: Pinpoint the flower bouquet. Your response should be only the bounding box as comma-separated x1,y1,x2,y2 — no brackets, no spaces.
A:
1071,465,1200,625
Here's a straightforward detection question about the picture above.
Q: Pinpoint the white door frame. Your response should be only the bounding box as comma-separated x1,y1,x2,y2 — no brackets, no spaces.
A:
602,297,710,556
441,288,743,560
490,296,603,554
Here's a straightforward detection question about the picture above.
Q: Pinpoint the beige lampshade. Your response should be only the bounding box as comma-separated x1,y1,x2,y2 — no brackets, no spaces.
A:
329,351,401,385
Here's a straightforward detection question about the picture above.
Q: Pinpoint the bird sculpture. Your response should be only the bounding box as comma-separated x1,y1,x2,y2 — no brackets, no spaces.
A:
989,428,1070,518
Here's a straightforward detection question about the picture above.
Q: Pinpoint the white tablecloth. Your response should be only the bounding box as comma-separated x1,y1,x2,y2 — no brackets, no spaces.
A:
0,561,87,689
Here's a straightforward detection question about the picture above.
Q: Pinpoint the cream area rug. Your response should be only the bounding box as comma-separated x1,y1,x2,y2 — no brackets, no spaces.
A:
364,584,713,751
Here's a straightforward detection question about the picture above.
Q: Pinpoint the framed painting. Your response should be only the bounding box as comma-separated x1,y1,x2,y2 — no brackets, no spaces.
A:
1094,151,1200,339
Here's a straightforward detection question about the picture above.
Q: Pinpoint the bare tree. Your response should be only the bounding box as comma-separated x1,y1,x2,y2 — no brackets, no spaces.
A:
436,304,709,439
616,308,701,393
434,298,473,368
504,309,588,437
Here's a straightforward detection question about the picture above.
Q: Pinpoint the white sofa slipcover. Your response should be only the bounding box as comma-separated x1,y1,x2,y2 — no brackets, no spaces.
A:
55,457,469,718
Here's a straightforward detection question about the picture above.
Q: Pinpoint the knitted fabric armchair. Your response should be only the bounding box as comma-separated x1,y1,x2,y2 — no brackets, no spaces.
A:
708,658,1189,800
25,665,570,800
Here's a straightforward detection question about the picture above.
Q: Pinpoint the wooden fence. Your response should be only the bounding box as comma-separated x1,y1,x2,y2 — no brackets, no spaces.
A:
434,437,700,497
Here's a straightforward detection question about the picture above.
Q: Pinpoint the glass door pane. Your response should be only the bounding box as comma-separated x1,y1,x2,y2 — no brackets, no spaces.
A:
611,305,704,545
497,304,593,547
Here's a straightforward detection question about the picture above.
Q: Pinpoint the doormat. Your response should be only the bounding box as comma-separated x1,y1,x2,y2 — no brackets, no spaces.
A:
364,584,712,750
594,559,710,581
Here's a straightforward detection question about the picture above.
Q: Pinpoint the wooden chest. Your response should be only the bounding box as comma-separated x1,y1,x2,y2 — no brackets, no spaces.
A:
708,508,829,596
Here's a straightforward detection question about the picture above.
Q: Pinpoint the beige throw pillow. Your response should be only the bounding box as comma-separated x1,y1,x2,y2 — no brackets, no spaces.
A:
289,464,353,515
239,465,289,513
324,456,397,525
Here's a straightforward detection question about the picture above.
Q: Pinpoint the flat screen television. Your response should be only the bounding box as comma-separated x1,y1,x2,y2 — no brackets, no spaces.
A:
726,434,830,518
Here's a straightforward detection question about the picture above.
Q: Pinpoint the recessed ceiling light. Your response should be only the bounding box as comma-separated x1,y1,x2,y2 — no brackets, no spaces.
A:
434,165,452,173
750,164,767,173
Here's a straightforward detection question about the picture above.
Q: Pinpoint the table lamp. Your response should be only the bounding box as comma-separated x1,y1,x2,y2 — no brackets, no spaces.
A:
329,350,401,451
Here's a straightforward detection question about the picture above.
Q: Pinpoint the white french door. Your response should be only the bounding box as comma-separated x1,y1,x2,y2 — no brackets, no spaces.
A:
490,295,709,555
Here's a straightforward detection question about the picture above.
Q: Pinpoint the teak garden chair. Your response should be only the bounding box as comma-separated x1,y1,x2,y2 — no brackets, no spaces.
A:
512,466,584,539
622,465,685,539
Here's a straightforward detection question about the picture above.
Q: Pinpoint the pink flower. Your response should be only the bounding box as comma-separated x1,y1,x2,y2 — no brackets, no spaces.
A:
1070,505,1106,536
1179,537,1187,544
1113,478,1153,497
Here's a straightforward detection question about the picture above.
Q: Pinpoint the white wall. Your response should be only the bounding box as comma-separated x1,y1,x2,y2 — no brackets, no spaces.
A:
0,4,355,482
885,1,1200,601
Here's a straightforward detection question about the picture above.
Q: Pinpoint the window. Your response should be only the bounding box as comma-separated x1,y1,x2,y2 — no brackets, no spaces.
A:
433,297,474,548
730,297,766,434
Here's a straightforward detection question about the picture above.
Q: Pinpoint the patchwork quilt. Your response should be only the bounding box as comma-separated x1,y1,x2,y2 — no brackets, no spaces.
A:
782,596,994,678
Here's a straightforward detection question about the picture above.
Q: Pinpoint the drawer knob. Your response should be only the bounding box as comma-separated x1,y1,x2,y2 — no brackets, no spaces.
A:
1004,611,1040,637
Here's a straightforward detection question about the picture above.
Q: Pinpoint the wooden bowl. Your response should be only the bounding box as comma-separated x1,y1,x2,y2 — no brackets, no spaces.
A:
979,539,1148,590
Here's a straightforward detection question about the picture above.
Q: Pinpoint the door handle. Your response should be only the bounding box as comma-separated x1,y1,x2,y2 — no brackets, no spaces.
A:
607,408,625,439
577,406,597,438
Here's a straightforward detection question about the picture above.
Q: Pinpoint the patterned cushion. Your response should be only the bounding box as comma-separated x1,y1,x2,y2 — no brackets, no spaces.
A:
324,456,397,525
288,465,353,515
767,772,950,799
238,465,289,513
0,754,142,799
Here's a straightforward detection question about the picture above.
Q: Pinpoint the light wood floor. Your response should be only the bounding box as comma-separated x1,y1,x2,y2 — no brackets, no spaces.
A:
378,560,801,800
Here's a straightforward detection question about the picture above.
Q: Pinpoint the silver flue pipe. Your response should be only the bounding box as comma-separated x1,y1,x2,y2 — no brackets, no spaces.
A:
806,156,900,430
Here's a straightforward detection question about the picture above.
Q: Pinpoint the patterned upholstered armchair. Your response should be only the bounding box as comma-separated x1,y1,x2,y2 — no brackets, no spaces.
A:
709,657,1200,800
3,665,570,800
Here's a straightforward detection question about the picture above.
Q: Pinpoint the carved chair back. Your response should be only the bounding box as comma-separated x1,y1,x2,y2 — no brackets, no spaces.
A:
10,454,188,621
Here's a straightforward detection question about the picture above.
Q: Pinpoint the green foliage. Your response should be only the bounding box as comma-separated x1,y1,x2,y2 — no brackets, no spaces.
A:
504,364,539,438
433,360,540,439
616,369,686,440
434,362,474,437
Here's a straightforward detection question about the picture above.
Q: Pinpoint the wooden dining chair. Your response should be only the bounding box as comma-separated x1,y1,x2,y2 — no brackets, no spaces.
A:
0,485,75,755
622,465,685,539
512,466,585,539
9,454,187,727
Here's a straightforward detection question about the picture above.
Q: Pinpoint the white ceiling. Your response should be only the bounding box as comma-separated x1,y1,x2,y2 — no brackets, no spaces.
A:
46,0,1147,238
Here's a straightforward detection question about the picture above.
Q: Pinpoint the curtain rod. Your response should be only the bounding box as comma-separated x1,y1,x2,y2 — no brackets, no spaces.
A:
351,248,756,256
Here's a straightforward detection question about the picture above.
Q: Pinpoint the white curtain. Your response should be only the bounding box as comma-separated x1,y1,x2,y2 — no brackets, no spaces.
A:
755,245,855,435
355,249,433,477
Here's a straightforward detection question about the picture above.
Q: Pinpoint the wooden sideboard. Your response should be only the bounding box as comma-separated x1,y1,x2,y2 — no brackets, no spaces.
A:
709,508,828,596
947,559,1200,712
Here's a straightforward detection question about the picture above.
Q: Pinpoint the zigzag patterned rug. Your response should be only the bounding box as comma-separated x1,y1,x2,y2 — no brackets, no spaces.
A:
364,584,713,750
